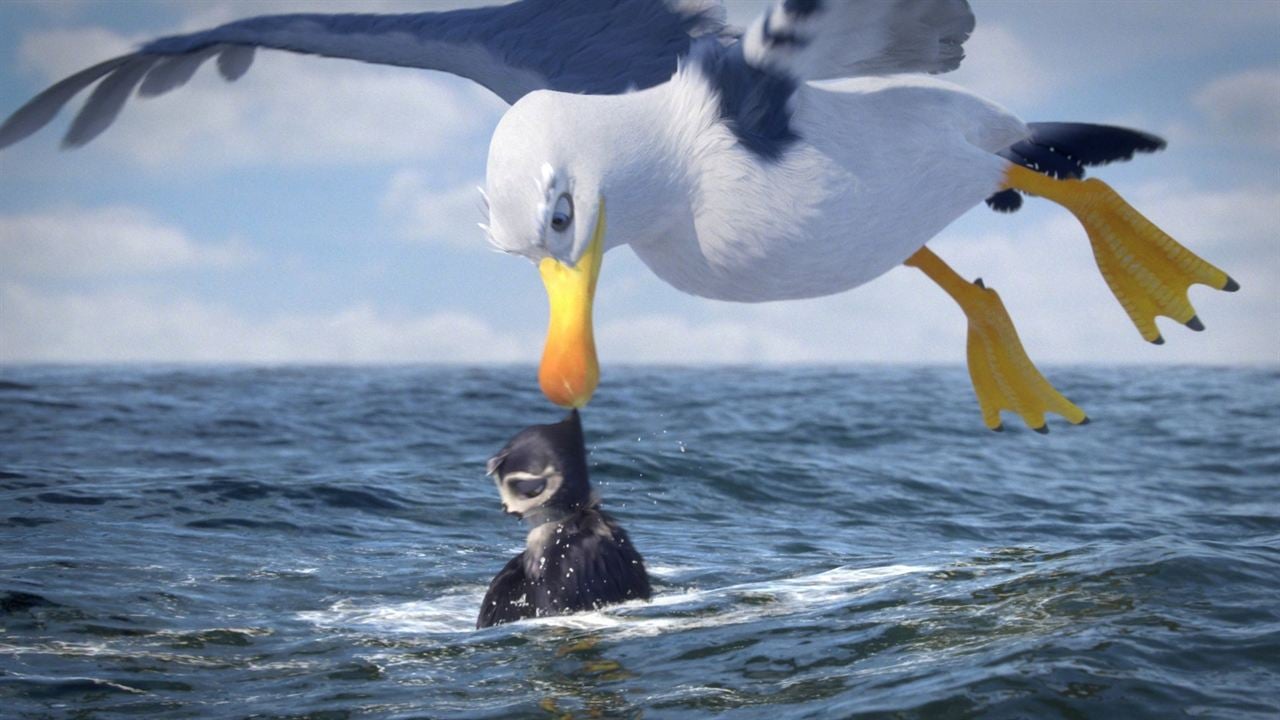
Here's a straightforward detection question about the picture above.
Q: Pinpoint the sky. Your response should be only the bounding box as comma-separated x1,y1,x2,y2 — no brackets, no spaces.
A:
0,0,1277,366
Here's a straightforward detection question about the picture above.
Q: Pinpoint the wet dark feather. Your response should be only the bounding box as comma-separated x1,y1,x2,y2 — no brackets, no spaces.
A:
477,507,651,629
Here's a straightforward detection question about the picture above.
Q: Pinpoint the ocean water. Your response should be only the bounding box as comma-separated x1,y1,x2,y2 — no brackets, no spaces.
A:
1,365,1277,719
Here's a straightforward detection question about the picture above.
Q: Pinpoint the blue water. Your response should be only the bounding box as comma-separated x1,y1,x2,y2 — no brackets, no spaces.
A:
1,366,1278,719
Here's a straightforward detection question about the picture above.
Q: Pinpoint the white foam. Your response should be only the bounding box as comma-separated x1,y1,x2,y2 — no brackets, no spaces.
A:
523,563,933,638
297,591,483,635
646,562,704,578
296,564,933,640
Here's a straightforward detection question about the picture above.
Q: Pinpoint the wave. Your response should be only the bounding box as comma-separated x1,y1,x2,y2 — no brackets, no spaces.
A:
185,478,411,511
297,563,933,639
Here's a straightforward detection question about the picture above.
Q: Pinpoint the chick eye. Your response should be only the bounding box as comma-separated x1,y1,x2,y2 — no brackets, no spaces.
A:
510,478,547,498
550,193,573,232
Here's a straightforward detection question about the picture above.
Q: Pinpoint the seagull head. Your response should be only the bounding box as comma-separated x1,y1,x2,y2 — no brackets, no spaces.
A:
483,91,611,409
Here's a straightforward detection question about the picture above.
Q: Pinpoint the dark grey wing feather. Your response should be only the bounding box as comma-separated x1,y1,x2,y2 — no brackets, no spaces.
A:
686,38,798,161
0,0,726,150
690,0,972,162
63,56,160,148
742,0,974,80
477,553,534,629
138,47,220,98
987,123,1167,213
0,56,131,149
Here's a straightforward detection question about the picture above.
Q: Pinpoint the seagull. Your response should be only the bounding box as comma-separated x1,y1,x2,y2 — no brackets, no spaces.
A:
0,0,1237,431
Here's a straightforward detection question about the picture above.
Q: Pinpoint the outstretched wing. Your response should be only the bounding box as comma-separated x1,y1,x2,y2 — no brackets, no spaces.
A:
0,0,725,150
741,0,974,81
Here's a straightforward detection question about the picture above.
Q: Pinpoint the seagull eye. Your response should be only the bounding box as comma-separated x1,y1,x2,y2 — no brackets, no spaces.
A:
510,478,547,498
550,193,573,232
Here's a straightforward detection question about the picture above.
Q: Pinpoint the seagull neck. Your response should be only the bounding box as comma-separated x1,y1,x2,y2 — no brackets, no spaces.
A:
592,88,694,248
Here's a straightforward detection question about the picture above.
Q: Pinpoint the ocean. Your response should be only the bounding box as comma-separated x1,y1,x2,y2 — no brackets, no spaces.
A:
1,365,1277,719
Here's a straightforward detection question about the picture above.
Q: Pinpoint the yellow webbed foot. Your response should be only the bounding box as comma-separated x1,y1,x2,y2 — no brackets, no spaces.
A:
963,278,1088,432
906,248,1087,432
1004,165,1238,344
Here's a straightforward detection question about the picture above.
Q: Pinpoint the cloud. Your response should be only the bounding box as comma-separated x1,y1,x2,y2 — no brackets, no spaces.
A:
380,171,488,247
2,178,1273,366
966,0,1279,77
0,284,530,363
15,27,134,78
0,205,249,277
14,24,506,168
598,313,818,364
947,23,1059,109
1129,181,1280,263
1194,67,1280,151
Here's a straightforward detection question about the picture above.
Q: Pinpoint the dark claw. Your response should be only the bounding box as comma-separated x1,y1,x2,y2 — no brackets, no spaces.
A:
990,423,1004,432
1033,424,1050,435
1185,315,1205,332
973,277,986,288
1150,334,1165,346
1078,416,1091,425
1222,276,1240,292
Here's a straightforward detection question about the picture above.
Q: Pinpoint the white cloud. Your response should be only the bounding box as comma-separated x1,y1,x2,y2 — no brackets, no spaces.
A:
947,23,1059,109
15,24,506,168
1194,67,1280,151
380,171,488,247
0,205,249,277
16,27,134,79
1129,181,1280,263
598,313,818,364
3,172,1274,366
0,284,530,363
967,0,1279,78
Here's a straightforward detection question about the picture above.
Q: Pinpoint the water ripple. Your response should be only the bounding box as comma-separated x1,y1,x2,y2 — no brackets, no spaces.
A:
1,366,1277,718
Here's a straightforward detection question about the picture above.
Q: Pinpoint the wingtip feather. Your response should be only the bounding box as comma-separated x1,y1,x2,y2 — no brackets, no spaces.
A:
216,45,255,81
138,47,219,97
62,56,157,149
0,55,133,150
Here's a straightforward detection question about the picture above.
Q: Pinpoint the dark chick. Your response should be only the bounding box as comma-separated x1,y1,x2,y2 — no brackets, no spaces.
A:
477,410,651,629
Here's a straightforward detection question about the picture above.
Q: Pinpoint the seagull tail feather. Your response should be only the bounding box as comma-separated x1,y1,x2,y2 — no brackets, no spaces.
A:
987,123,1166,213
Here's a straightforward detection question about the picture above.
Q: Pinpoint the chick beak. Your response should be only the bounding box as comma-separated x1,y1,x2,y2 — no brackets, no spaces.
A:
537,200,605,408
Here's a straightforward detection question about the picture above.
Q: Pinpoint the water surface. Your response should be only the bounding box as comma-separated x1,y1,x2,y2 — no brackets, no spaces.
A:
1,366,1277,718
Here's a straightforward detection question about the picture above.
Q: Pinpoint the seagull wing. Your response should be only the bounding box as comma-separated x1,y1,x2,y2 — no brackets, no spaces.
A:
741,0,974,81
0,0,726,150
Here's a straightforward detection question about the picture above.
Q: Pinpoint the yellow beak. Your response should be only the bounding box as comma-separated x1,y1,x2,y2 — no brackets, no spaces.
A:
537,200,605,408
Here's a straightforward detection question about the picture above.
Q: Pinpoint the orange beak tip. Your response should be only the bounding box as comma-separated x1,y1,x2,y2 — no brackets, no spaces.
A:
536,198,606,411
537,357,597,408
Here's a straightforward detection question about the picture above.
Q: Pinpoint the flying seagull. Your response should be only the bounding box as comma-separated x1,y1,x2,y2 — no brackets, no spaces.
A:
0,0,1237,431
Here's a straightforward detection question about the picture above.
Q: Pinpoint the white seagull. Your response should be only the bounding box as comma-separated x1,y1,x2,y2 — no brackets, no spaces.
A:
0,0,1237,431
